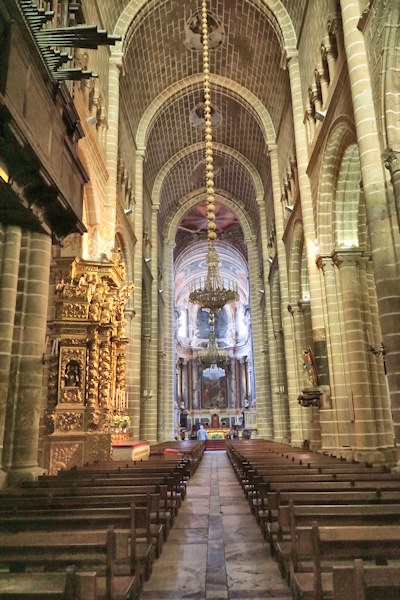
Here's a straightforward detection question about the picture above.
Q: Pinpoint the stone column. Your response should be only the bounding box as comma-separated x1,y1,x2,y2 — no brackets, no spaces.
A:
159,239,175,440
0,225,22,485
103,50,124,255
340,0,400,450
7,231,51,484
239,359,246,406
360,256,393,449
288,303,313,444
269,147,291,442
146,204,160,444
333,249,377,457
317,255,351,451
182,360,189,407
247,237,270,437
192,358,200,410
286,54,327,446
140,334,151,440
258,200,274,436
129,148,145,440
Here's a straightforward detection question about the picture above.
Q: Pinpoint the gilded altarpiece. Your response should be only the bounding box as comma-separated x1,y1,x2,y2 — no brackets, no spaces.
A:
43,253,134,474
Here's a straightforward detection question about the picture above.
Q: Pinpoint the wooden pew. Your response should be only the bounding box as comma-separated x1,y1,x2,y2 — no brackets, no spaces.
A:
0,482,175,538
0,565,96,600
290,523,400,600
1,481,180,518
27,473,185,510
242,467,400,515
0,495,164,560
252,482,400,530
0,527,135,600
332,559,400,600
273,500,400,580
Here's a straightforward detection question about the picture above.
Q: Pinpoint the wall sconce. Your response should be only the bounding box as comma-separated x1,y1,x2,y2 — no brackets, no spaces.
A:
145,257,151,263
259,289,265,294
158,289,164,294
285,205,294,212
267,258,273,264
124,208,133,216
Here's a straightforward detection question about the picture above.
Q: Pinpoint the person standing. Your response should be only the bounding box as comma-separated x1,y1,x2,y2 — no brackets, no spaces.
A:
197,424,208,441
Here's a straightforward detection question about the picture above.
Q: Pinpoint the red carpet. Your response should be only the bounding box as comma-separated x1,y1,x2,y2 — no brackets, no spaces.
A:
205,440,226,451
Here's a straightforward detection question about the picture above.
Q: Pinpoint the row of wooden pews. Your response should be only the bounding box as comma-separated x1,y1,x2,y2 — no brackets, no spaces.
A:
0,440,206,600
226,439,400,600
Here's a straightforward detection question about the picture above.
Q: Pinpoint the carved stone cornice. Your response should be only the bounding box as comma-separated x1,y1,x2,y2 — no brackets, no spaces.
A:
332,248,363,269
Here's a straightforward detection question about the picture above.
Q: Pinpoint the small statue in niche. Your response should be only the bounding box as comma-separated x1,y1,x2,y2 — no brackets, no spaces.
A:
302,347,318,387
64,360,81,387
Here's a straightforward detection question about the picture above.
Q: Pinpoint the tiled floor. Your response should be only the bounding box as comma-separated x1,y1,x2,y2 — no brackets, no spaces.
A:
141,451,292,600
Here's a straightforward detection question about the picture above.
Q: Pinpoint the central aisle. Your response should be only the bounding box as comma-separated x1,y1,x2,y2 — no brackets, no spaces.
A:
141,450,292,599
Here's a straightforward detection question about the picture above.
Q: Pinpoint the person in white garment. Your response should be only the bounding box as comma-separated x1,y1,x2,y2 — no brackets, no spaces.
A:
197,424,208,441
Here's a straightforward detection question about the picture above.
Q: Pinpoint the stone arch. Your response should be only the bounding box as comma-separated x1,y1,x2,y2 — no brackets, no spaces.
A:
113,0,297,59
317,118,359,255
166,189,255,246
153,141,264,204
136,75,275,149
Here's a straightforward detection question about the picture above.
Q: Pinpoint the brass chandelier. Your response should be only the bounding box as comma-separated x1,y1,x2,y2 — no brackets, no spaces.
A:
189,0,239,315
198,313,227,367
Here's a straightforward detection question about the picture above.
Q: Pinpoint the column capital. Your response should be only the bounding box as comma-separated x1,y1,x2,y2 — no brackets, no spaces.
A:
316,253,335,271
283,47,299,66
109,51,124,69
384,148,400,176
287,303,302,315
332,247,363,268
136,147,146,159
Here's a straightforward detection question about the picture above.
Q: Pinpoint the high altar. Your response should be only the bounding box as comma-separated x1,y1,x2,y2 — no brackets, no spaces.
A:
42,253,134,475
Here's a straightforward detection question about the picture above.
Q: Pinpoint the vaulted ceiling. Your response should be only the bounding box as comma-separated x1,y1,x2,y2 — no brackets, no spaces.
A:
114,0,297,252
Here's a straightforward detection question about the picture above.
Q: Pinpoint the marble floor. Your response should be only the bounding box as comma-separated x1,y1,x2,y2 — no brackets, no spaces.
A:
141,450,292,600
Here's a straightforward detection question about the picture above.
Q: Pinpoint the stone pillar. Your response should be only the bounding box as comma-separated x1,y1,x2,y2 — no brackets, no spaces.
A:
140,334,151,440
182,360,189,407
333,249,377,456
159,239,175,440
192,358,200,410
103,50,124,255
286,54,327,446
130,148,145,439
7,232,51,485
317,255,351,451
146,204,160,443
269,147,291,442
360,256,393,450
0,226,22,485
247,237,270,437
340,0,400,451
288,303,313,444
258,200,274,437
239,359,246,406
